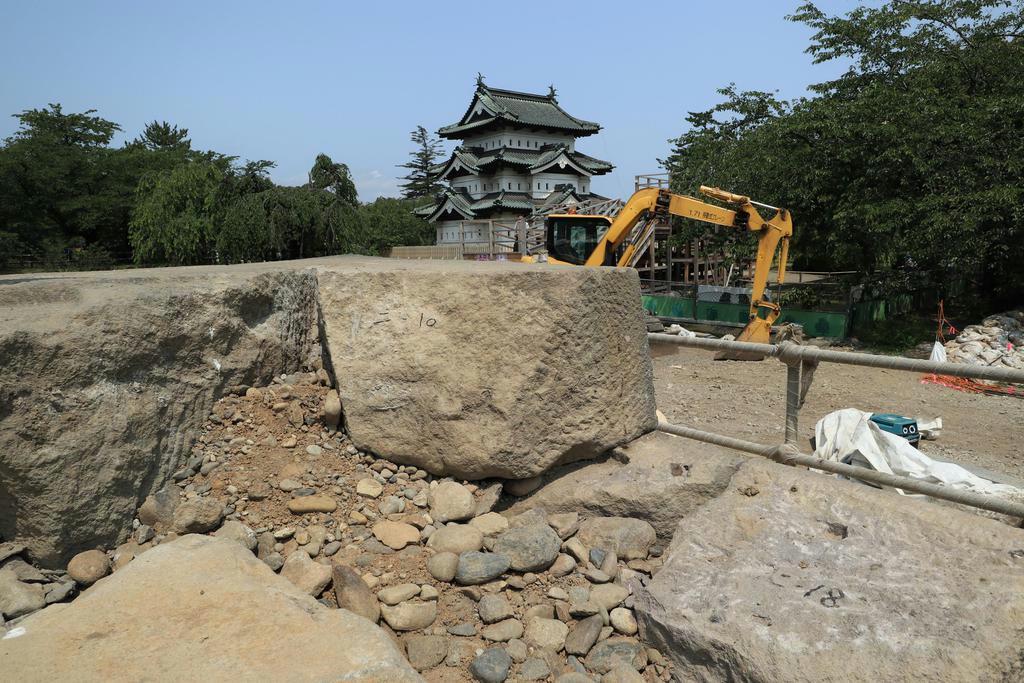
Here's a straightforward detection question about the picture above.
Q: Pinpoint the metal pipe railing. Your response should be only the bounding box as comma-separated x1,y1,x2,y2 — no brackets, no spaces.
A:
647,333,1024,384
658,421,1024,518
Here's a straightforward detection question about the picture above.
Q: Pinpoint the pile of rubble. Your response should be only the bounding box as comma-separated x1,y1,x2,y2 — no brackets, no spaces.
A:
2,374,670,682
944,310,1024,370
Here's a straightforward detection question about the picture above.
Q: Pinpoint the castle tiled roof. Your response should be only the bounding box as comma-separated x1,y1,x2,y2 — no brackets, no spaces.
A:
439,84,601,139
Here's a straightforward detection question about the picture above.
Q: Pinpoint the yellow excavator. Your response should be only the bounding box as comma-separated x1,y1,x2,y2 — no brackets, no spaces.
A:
534,185,793,355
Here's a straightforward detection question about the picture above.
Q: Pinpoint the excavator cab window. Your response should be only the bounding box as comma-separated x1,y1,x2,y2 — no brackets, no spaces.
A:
545,216,612,265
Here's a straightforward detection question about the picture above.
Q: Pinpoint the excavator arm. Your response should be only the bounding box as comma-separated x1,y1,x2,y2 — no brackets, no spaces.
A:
580,186,793,353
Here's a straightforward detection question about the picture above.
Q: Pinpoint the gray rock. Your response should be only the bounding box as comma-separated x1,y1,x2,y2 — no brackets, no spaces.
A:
322,541,341,557
589,548,607,567
634,459,1024,682
426,524,484,555
469,647,512,683
322,390,342,430
0,268,319,568
447,622,477,637
171,498,224,534
318,262,657,481
474,483,503,516
332,564,379,623
478,593,515,623
426,551,459,582
525,617,569,651
405,634,447,671
378,583,420,606
602,664,645,683
66,549,110,586
519,656,551,681
481,618,524,642
565,614,604,656
547,512,580,539
279,551,331,596
577,517,655,561
429,481,477,523
0,535,418,681
590,584,628,611
506,638,528,663
492,524,561,572
609,607,637,635
507,431,744,540
455,552,510,585
134,525,155,544
549,553,577,577
44,581,75,604
137,489,179,529
584,637,647,674
0,558,46,583
261,552,284,571
213,521,257,552
0,570,45,619
380,600,437,631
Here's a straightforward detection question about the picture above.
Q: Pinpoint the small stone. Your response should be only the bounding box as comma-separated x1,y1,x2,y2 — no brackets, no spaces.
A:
610,607,638,635
600,550,619,579
380,600,437,631
281,435,298,448
474,483,503,516
419,584,439,601
525,617,569,652
378,495,405,516
356,478,384,498
262,552,284,571
111,542,140,570
372,521,420,550
137,489,178,528
278,478,302,492
0,571,45,617
555,675,595,683
322,541,342,557
213,520,257,551
332,563,379,623
590,548,607,568
602,664,645,683
378,583,421,605
134,525,155,544
478,594,515,623
427,552,460,582
66,549,110,586
481,618,524,642
577,517,656,561
273,527,296,541
44,581,75,604
305,444,323,456
470,512,510,536
171,498,224,533
549,553,577,577
547,586,570,601
492,524,561,572
506,638,528,663
448,623,477,637
565,614,603,656
524,604,555,621
322,390,342,429
427,524,484,555
279,551,331,596
591,583,628,611
287,495,337,514
584,567,611,584
455,552,510,585
469,647,512,683
584,637,648,674
547,512,580,539
564,537,589,564
599,626,614,642
406,634,447,671
520,656,551,681
429,481,477,523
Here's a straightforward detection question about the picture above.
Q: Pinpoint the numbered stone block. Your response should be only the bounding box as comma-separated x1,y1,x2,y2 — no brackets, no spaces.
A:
317,258,657,479
633,458,1024,682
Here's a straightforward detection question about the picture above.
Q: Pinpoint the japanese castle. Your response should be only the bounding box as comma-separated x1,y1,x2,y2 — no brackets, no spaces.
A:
419,77,614,244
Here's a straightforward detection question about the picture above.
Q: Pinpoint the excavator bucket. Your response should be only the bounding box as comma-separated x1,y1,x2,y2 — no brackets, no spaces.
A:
714,317,772,361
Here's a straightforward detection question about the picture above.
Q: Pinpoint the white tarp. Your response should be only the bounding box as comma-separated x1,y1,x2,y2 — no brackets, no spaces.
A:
813,408,1018,497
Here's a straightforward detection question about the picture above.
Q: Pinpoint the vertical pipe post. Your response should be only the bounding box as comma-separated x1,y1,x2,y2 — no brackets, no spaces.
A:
785,362,801,444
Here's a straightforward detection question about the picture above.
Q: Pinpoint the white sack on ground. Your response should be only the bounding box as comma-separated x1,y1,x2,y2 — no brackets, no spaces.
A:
813,408,1018,497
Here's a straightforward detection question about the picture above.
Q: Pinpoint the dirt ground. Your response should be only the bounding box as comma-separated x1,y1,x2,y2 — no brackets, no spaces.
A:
651,342,1024,483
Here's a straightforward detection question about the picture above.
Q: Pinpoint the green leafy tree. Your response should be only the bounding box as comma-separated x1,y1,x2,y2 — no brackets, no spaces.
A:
307,153,358,207
129,161,227,264
397,126,444,199
665,0,1024,307
133,121,191,151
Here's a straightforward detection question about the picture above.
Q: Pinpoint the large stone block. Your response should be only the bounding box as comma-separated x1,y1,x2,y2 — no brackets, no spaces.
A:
505,431,744,539
0,535,421,681
317,260,657,479
0,265,319,566
634,459,1024,682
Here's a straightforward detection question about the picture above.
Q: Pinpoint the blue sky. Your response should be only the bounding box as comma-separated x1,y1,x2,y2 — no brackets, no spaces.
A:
1,1,860,201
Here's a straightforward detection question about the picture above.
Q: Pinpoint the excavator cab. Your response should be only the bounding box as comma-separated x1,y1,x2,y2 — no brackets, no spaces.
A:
544,214,613,265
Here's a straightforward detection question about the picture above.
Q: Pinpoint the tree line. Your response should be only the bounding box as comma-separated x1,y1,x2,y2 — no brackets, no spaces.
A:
666,0,1024,309
0,107,440,271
